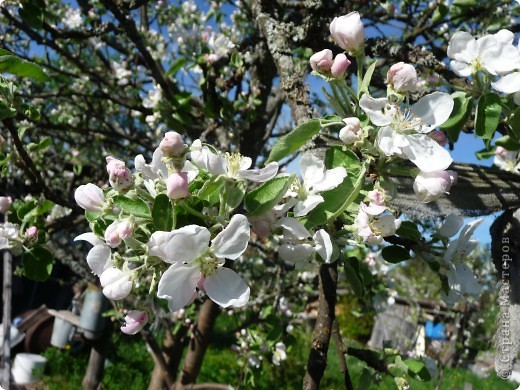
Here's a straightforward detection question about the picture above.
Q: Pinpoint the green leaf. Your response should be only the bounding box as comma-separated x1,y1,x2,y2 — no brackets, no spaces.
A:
475,93,502,139
325,146,362,175
85,210,102,223
266,119,321,163
22,246,54,281
152,194,174,231
382,245,411,263
358,367,373,389
166,58,189,76
0,101,16,120
244,175,294,217
17,200,38,222
344,257,365,297
93,218,110,237
440,92,472,142
0,55,50,82
224,180,246,210
396,221,421,241
197,176,225,205
495,135,520,151
475,147,497,160
359,60,378,96
113,195,151,218
404,359,432,381
453,0,479,7
265,314,283,341
432,3,449,23
19,2,44,29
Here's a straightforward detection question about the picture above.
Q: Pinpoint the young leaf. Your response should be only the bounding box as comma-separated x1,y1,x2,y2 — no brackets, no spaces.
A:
358,60,378,96
440,92,472,142
266,119,321,163
22,246,54,281
0,55,50,82
244,175,294,217
152,194,174,231
113,195,151,218
475,93,502,139
382,245,411,263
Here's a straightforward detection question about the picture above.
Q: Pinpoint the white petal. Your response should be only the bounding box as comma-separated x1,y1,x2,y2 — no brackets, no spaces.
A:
377,127,408,156
87,244,112,275
157,263,200,312
300,153,325,184
411,92,454,131
449,61,472,77
238,162,279,183
75,232,104,247
156,225,211,263
147,231,173,259
279,243,315,264
492,72,520,94
277,217,311,240
192,147,227,176
314,229,334,263
182,160,199,182
212,214,250,260
485,45,520,75
311,167,347,193
238,156,252,171
100,268,132,300
439,214,464,238
494,29,515,46
402,134,452,172
359,94,393,126
293,194,324,217
204,267,250,308
447,31,477,63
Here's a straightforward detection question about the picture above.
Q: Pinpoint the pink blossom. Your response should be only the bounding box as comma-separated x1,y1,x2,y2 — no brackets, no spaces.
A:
75,183,105,212
309,49,333,73
166,172,189,200
121,310,148,335
413,170,457,203
0,196,12,214
331,53,351,78
329,12,365,53
26,226,38,240
387,62,417,92
159,131,185,157
106,157,132,191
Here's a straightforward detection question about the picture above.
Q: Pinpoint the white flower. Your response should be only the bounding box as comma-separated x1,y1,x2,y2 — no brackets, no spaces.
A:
444,218,483,264
272,342,287,366
153,214,251,312
63,8,83,30
74,183,105,212
413,170,457,203
277,217,335,268
121,311,148,335
288,153,347,217
493,146,520,174
0,222,20,251
439,214,464,238
447,30,520,77
360,93,454,172
329,12,365,54
354,203,401,245
339,117,362,144
190,140,278,183
207,33,234,61
100,267,133,300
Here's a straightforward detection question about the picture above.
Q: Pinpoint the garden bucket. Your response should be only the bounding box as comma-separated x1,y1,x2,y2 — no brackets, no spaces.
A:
79,287,110,339
50,317,73,348
12,353,47,384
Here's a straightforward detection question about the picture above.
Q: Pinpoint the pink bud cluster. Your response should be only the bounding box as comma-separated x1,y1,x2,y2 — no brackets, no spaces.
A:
310,49,351,78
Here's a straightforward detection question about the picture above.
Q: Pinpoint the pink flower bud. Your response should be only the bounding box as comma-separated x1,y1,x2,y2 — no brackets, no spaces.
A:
166,172,189,200
413,170,457,203
367,189,385,206
74,183,105,212
387,62,417,92
26,226,38,240
0,196,12,214
429,130,447,147
339,117,361,144
121,310,148,335
159,131,185,157
331,53,351,78
329,12,365,53
105,220,133,248
106,156,133,191
495,146,508,157
309,49,333,73
117,220,133,240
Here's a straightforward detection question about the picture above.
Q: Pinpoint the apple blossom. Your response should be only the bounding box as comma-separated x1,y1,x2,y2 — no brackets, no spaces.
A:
329,12,365,54
413,170,457,203
272,342,287,366
159,131,185,157
339,117,362,144
360,92,454,172
190,140,278,183
153,214,251,312
100,267,133,301
354,203,401,245
493,146,520,173
74,233,112,275
121,311,148,335
0,196,12,214
74,183,105,212
166,172,190,200
104,220,134,248
439,214,464,239
387,62,417,92
287,153,347,217
309,49,333,73
0,222,20,251
492,72,520,104
26,226,38,240
106,156,133,191
331,53,351,78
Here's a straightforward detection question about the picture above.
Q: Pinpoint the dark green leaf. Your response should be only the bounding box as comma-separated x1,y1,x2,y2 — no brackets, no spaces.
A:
224,180,246,210
265,314,283,341
404,359,432,381
324,146,362,175
113,195,151,218
244,175,294,217
432,3,449,23
344,257,365,297
382,245,411,263
396,221,421,241
358,367,373,389
495,135,520,151
266,119,321,163
0,102,16,120
475,147,497,160
152,194,174,231
440,92,472,142
19,2,44,29
197,176,224,205
166,58,189,76
22,246,54,281
0,55,50,82
475,93,502,139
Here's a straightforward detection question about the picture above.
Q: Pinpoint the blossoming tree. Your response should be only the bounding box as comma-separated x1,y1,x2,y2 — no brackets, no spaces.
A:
1,0,520,389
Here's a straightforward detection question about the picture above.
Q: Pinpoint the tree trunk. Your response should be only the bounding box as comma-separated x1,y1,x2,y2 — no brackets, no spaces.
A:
82,331,111,390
